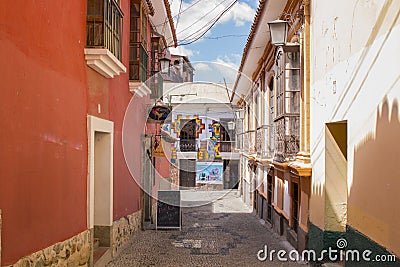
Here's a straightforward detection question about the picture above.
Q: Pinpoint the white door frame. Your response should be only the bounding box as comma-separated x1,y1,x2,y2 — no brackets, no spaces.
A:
87,115,114,229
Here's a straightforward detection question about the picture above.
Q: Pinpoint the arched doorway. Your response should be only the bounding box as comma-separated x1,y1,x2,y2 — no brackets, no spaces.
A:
179,119,197,188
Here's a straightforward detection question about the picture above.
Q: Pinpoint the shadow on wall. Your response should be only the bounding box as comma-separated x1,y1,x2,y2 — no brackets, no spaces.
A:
349,97,400,261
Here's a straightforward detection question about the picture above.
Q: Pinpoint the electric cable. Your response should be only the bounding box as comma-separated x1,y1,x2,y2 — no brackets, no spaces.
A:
178,0,238,46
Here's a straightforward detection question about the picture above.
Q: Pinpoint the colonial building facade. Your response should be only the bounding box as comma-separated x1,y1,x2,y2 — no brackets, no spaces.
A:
235,0,400,265
232,0,311,252
0,0,176,266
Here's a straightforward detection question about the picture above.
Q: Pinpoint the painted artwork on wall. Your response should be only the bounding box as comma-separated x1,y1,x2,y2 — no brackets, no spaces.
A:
197,140,209,160
196,162,223,184
208,120,221,159
173,115,205,138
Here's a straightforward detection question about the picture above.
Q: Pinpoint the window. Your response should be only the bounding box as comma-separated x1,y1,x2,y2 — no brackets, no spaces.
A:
274,46,300,161
86,0,123,60
268,78,275,155
130,1,149,82
149,37,164,99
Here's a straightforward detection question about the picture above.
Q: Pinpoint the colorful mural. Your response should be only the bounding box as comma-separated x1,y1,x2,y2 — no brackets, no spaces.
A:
196,162,223,184
198,140,209,160
173,115,205,138
208,120,221,159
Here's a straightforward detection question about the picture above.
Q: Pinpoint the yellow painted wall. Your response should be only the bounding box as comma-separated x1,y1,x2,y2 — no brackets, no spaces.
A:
310,0,400,256
325,122,347,232
348,99,400,256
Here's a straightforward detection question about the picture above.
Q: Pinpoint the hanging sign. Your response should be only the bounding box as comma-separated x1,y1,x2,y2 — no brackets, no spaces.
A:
153,135,165,157
148,105,171,122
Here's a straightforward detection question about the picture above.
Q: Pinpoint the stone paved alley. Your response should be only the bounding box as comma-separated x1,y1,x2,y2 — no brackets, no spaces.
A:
106,191,309,267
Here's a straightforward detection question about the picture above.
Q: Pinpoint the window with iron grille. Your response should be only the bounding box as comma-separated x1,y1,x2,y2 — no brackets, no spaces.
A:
86,0,123,60
130,1,149,82
274,45,300,161
269,79,275,156
150,37,164,100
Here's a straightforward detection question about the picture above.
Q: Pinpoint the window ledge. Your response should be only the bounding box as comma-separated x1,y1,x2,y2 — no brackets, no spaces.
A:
129,81,151,97
84,48,126,78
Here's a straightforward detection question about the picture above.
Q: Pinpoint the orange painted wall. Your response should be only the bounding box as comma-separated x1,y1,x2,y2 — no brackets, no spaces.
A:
0,1,88,265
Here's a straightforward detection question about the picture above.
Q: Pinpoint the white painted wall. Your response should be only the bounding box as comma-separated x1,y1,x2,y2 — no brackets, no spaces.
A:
310,0,400,252
311,0,400,192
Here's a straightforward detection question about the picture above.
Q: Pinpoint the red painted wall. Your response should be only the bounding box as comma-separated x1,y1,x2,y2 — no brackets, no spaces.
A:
109,0,145,219
0,1,88,265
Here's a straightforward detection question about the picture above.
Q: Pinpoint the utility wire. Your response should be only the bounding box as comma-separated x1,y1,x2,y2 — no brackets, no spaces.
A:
176,0,232,36
178,0,236,44
153,0,203,28
204,34,248,39
178,0,238,46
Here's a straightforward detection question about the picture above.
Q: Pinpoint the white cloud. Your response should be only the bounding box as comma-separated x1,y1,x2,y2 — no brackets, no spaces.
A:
193,62,212,71
214,54,241,70
219,2,256,26
212,55,241,82
170,0,256,44
169,46,197,57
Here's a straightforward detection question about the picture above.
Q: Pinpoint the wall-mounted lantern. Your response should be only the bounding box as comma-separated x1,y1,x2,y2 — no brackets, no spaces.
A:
267,19,289,46
227,121,236,131
159,57,171,74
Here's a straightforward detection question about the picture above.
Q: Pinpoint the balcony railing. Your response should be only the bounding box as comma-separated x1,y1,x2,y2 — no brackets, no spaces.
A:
249,130,256,154
179,139,197,152
274,116,299,162
256,125,274,159
241,130,256,154
86,0,123,60
219,141,235,152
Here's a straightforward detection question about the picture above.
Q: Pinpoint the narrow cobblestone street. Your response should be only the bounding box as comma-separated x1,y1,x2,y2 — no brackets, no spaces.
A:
107,191,309,267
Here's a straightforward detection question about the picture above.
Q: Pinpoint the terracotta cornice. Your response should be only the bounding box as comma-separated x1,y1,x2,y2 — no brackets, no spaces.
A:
230,0,267,102
145,0,155,16
163,0,178,47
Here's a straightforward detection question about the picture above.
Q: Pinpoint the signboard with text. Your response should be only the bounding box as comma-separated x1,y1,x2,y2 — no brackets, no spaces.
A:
156,190,181,230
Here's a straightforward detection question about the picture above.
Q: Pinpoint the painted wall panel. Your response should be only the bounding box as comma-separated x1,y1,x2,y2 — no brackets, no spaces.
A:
0,1,88,264
310,0,400,256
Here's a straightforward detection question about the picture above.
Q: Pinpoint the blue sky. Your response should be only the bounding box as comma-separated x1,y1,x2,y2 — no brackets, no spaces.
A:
169,0,258,82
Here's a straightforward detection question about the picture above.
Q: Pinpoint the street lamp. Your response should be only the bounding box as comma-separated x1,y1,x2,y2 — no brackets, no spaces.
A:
159,57,171,74
235,109,245,120
227,121,235,130
267,19,289,46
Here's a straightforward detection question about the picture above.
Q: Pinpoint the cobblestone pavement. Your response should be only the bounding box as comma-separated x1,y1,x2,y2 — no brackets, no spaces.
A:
107,190,309,267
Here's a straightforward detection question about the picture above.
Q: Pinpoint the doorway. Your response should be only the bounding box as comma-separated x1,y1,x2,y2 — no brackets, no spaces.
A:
179,159,196,188
87,116,114,263
143,135,154,225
